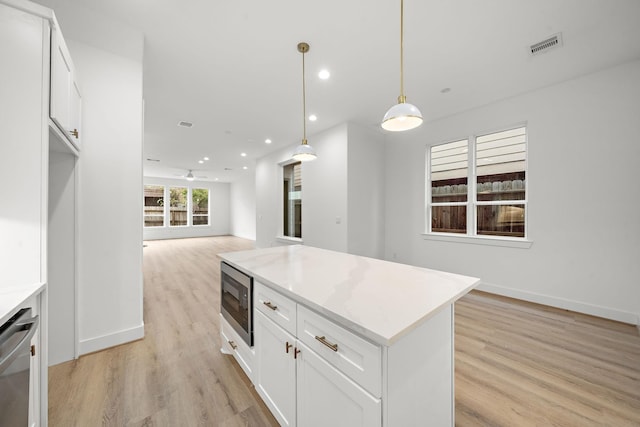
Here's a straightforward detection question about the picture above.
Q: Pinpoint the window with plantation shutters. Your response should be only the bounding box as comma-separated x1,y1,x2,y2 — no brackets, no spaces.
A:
427,126,527,239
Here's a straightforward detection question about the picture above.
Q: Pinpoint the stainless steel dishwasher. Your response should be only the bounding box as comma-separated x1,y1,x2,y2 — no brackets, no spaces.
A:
0,308,39,427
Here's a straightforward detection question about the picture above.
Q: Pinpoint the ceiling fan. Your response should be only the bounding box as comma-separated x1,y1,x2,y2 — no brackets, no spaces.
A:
175,169,208,181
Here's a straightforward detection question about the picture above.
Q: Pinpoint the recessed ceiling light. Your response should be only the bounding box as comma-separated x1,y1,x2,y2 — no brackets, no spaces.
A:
215,178,219,181
318,69,330,80
309,114,317,122
203,157,209,161
265,139,272,144
243,166,248,170
177,121,193,128
241,152,247,157
198,160,204,164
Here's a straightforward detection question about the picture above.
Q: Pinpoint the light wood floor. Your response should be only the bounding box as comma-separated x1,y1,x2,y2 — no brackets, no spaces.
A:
49,236,640,426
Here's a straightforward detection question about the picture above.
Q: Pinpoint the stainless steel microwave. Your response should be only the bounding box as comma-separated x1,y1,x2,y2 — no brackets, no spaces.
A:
220,262,253,346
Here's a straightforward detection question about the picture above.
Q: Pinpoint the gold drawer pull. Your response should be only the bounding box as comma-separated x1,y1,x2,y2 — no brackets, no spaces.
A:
315,335,338,352
70,128,79,139
263,301,278,311
228,340,238,350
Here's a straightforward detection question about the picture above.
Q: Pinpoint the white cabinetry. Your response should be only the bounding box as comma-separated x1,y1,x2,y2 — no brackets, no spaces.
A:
220,313,255,382
220,245,476,427
296,341,381,427
0,2,48,289
255,311,296,427
50,25,82,150
253,282,381,427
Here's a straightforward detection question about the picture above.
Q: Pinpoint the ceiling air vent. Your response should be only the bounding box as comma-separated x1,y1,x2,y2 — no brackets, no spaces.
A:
529,33,562,56
177,121,193,128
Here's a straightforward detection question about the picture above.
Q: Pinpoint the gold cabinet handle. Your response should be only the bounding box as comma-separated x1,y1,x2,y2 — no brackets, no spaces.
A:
315,335,338,352
294,347,301,359
70,128,79,139
263,301,278,311
228,340,237,350
285,341,293,353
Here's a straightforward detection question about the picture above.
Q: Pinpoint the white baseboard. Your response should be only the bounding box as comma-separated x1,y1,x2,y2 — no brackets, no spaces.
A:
477,282,639,326
78,323,144,356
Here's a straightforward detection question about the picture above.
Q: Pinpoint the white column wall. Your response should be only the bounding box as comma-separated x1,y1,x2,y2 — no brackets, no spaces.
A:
347,124,385,259
143,177,231,240
230,170,257,240
256,124,348,250
302,124,349,253
69,39,145,354
384,59,640,325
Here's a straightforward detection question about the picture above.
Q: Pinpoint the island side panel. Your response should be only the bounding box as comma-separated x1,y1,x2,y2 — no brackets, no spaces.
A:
384,305,454,426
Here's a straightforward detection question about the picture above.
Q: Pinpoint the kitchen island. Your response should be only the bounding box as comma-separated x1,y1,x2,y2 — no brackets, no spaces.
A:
219,245,479,426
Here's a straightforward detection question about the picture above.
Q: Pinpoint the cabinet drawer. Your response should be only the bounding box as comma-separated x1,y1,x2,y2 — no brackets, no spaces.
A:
255,281,296,336
297,305,382,397
220,314,255,383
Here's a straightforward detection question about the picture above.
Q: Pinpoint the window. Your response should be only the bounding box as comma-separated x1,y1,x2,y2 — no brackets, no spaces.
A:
169,187,188,226
428,126,527,239
283,162,302,238
144,185,164,227
192,188,209,226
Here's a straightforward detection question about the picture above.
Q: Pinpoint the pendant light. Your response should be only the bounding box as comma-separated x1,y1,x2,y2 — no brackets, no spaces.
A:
185,170,195,181
292,42,317,162
381,0,423,132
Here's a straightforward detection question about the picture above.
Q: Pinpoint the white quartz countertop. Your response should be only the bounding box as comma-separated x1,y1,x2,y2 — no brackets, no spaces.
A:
0,282,45,326
219,245,479,346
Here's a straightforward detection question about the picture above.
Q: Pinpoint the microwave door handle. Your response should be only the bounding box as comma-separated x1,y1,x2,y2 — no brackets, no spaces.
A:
0,315,39,371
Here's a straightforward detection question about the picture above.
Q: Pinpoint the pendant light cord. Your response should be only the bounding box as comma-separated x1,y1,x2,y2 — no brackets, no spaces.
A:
302,48,307,142
399,0,405,100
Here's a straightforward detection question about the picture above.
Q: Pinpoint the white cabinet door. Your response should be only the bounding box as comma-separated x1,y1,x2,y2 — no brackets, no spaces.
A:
50,27,82,149
255,310,297,427
297,341,381,427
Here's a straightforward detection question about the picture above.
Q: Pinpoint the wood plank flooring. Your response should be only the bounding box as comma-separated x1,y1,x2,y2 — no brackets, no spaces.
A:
48,236,640,426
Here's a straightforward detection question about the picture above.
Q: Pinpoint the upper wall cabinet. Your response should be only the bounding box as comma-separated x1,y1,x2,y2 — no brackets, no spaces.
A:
50,26,82,150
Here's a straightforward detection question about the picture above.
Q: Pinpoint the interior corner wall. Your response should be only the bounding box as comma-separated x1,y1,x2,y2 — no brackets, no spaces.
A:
255,123,348,250
384,59,640,325
347,123,385,259
143,177,231,240
230,169,256,241
68,38,145,355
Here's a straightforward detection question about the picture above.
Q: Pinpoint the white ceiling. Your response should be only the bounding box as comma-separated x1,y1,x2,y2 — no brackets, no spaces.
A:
40,0,640,182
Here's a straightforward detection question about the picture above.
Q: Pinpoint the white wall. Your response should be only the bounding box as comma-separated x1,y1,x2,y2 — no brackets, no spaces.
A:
230,169,257,240
255,122,386,257
256,124,348,250
302,124,349,252
70,39,145,354
143,177,231,240
47,149,76,365
384,59,640,325
347,124,385,259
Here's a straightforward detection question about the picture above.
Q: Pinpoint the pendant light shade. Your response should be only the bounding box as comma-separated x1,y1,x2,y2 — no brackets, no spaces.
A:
186,170,195,181
293,139,316,162
382,0,423,132
292,42,317,162
382,96,423,131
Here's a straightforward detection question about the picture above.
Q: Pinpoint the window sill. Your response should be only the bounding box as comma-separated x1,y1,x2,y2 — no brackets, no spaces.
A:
276,235,303,245
422,233,533,249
